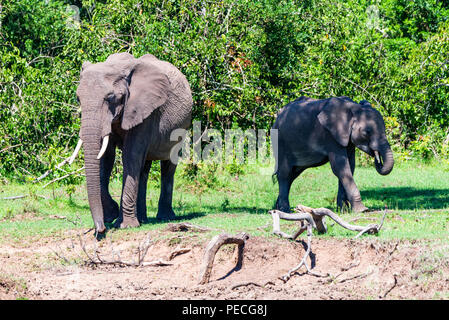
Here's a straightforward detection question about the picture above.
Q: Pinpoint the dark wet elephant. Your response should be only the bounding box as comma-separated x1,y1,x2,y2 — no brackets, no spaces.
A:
273,96,394,213
73,52,192,234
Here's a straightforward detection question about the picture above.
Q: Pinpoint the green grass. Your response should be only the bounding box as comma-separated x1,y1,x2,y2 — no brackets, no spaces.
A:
1,160,449,243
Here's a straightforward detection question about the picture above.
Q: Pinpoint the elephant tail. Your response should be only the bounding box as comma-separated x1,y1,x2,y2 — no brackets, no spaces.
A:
271,170,278,184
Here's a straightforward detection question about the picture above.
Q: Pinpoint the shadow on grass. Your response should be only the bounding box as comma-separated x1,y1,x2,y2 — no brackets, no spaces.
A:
174,202,275,215
142,212,207,225
67,199,90,211
361,187,449,210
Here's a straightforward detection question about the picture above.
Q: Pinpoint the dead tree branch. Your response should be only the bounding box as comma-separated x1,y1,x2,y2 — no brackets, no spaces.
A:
336,271,373,283
269,204,387,282
293,204,386,238
77,231,171,267
168,248,191,261
198,232,250,285
3,194,49,200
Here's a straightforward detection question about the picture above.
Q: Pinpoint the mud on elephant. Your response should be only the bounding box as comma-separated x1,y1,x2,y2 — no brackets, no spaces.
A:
273,96,394,213
71,52,192,234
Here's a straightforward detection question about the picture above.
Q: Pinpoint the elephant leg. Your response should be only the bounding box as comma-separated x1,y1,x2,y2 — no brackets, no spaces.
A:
156,159,177,220
136,160,152,224
329,150,367,213
100,139,119,223
114,134,147,229
275,164,303,213
337,145,355,210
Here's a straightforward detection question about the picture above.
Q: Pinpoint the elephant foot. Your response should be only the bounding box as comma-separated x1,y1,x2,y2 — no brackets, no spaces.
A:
113,216,140,229
94,219,107,234
275,198,291,213
352,203,369,213
156,208,176,221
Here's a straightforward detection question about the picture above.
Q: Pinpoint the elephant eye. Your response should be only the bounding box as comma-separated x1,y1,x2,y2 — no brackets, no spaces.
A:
362,128,371,139
105,92,115,102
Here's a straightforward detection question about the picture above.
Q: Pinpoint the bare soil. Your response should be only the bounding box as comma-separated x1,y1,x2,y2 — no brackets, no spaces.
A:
0,230,447,300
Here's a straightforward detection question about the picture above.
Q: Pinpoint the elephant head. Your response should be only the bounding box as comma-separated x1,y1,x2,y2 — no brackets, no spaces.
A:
317,97,394,175
75,53,170,233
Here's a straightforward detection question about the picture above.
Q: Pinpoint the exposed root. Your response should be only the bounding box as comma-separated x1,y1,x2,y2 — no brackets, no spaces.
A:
380,274,398,299
336,271,373,283
198,232,250,285
168,248,191,261
166,223,213,233
231,281,263,290
341,259,361,272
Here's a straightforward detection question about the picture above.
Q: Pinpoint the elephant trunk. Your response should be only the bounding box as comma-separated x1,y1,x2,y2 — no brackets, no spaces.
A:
374,142,394,176
81,111,106,234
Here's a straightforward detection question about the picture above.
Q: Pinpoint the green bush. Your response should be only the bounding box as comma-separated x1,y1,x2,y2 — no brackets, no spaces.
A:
0,0,448,180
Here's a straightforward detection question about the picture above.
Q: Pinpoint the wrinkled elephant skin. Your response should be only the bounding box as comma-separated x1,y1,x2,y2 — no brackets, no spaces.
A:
273,96,393,213
76,53,192,234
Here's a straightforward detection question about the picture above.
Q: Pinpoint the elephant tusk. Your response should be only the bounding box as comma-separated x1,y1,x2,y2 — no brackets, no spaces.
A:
97,135,109,160
374,150,381,164
68,139,83,165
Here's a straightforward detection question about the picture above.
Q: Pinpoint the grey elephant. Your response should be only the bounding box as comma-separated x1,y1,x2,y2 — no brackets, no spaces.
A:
71,52,192,234
272,96,394,213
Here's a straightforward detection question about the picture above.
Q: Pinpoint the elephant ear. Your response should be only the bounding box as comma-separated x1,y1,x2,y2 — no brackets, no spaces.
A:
81,61,92,71
359,100,372,107
121,61,169,130
317,98,355,147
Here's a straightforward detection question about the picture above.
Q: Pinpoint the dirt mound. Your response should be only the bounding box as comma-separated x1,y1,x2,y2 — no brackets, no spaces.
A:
0,232,447,300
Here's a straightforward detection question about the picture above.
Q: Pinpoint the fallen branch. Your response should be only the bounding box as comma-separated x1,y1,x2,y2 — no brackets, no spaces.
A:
198,232,250,285
294,204,386,238
2,195,26,200
3,194,49,200
77,231,171,267
166,222,213,233
231,281,263,290
336,271,373,283
269,204,387,282
341,260,361,272
141,259,173,267
168,248,191,261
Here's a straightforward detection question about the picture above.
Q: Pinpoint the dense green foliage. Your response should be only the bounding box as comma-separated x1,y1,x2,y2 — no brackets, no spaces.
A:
1,0,448,178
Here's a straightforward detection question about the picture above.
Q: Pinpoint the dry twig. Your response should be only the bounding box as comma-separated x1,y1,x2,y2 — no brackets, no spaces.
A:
77,231,171,267
336,271,373,283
